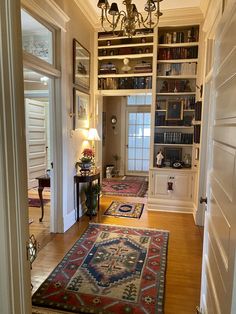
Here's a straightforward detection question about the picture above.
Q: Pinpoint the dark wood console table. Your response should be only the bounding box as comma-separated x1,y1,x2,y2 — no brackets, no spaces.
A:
74,171,100,221
35,174,50,222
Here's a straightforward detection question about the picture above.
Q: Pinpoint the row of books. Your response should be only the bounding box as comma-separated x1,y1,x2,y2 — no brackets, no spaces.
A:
155,132,193,144
159,28,199,44
158,47,198,60
157,62,197,76
194,125,201,143
98,77,152,90
99,62,118,74
99,61,152,75
195,101,202,121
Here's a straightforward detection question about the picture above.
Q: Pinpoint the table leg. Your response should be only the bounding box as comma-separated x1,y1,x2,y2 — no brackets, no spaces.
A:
76,181,80,221
38,187,44,222
97,177,100,212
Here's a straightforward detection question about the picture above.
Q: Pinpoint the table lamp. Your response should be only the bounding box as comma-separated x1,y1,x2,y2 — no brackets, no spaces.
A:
87,128,101,164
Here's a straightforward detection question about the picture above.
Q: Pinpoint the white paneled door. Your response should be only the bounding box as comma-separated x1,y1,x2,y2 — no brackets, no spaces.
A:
200,4,236,314
25,99,48,188
126,110,151,174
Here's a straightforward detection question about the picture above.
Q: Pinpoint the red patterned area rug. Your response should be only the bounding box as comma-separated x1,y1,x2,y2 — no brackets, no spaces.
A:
32,223,169,314
102,179,148,197
104,201,144,219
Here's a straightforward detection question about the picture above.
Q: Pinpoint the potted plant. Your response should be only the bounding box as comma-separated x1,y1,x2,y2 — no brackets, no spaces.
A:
84,183,101,216
75,148,94,174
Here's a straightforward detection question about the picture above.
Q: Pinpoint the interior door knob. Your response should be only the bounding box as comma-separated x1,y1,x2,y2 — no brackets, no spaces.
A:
200,197,207,204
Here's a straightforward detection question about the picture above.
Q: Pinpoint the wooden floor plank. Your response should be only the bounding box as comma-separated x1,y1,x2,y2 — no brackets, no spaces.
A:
30,194,203,313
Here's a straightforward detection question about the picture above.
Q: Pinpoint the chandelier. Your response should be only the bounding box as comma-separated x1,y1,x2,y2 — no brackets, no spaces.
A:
97,0,163,37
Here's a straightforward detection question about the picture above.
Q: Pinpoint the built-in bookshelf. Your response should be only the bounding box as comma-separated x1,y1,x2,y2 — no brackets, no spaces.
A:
153,25,200,170
97,29,154,92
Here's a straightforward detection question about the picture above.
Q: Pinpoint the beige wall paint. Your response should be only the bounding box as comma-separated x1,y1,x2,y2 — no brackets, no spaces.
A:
102,96,126,177
52,0,95,224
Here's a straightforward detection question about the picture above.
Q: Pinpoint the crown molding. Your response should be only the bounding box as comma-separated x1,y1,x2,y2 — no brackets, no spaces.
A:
199,0,211,16
202,0,222,35
158,7,204,26
73,0,98,28
22,0,70,32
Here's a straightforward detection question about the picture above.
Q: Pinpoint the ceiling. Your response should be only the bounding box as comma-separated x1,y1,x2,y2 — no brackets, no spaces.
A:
77,0,204,29
90,0,201,14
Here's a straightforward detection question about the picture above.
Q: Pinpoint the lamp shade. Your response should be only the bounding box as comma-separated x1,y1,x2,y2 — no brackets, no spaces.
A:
109,2,119,15
87,128,101,141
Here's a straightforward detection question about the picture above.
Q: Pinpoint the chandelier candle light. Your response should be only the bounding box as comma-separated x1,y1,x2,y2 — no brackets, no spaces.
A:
97,0,163,37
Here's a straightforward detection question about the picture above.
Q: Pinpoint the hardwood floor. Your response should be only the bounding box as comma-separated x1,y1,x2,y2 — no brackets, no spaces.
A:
30,194,203,314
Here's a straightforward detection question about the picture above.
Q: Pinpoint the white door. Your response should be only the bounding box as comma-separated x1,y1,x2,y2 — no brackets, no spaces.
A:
25,99,48,188
126,109,151,175
200,4,236,313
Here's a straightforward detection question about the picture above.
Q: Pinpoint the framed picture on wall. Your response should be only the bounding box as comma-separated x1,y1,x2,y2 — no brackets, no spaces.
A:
73,88,89,129
166,101,183,120
73,39,90,93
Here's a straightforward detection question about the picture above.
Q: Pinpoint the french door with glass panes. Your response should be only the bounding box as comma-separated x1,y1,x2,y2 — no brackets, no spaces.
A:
126,109,151,175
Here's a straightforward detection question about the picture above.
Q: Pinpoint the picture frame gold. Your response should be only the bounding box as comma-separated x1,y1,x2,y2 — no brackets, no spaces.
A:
166,101,183,120
73,88,89,130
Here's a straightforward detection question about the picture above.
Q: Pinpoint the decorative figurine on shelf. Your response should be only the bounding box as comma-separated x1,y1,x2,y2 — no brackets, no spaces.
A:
160,80,168,92
156,150,164,167
121,58,131,73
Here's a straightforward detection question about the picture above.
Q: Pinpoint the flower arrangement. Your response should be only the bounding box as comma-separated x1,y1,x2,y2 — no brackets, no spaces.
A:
80,148,94,162
75,148,94,167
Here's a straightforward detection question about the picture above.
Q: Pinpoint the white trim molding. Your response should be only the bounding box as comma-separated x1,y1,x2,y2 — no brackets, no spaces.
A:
22,0,70,32
159,7,204,26
0,0,31,313
74,0,98,28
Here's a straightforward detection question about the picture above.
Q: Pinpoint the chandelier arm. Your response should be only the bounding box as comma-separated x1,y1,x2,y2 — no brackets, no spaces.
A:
98,0,162,37
137,11,159,29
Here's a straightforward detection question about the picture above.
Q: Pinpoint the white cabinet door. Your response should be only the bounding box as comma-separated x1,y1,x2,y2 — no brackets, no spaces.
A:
174,174,193,200
152,173,169,196
151,170,193,201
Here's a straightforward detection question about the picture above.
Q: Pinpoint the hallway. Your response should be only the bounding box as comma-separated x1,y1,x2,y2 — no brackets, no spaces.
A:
31,194,203,314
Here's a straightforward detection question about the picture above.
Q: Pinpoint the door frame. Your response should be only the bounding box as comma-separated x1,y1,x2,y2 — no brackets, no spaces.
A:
125,105,151,176
0,0,31,312
22,6,63,232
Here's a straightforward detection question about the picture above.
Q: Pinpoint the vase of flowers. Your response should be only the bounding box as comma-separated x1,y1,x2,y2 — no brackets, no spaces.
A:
75,148,94,174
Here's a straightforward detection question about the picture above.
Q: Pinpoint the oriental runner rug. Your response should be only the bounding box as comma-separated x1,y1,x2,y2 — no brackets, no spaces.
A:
104,201,144,219
102,179,148,197
32,223,169,314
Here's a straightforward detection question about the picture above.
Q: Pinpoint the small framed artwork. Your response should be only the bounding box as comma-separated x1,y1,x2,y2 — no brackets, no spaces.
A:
73,88,89,129
166,101,183,120
164,147,182,163
73,39,90,93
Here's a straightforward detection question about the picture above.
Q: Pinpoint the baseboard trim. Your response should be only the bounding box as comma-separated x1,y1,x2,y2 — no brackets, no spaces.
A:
63,210,76,232
147,198,194,213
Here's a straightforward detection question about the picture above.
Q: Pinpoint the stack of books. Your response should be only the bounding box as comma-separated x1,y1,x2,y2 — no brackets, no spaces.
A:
134,61,152,73
99,63,117,74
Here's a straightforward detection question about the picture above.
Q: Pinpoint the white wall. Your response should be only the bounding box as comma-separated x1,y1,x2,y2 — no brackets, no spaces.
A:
53,0,95,229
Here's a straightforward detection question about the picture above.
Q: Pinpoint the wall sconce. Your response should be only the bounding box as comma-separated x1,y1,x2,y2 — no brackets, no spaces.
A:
111,115,117,130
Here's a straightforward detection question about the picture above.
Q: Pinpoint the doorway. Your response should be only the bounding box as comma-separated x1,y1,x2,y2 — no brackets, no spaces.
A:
24,69,53,248
126,110,151,175
125,94,151,176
